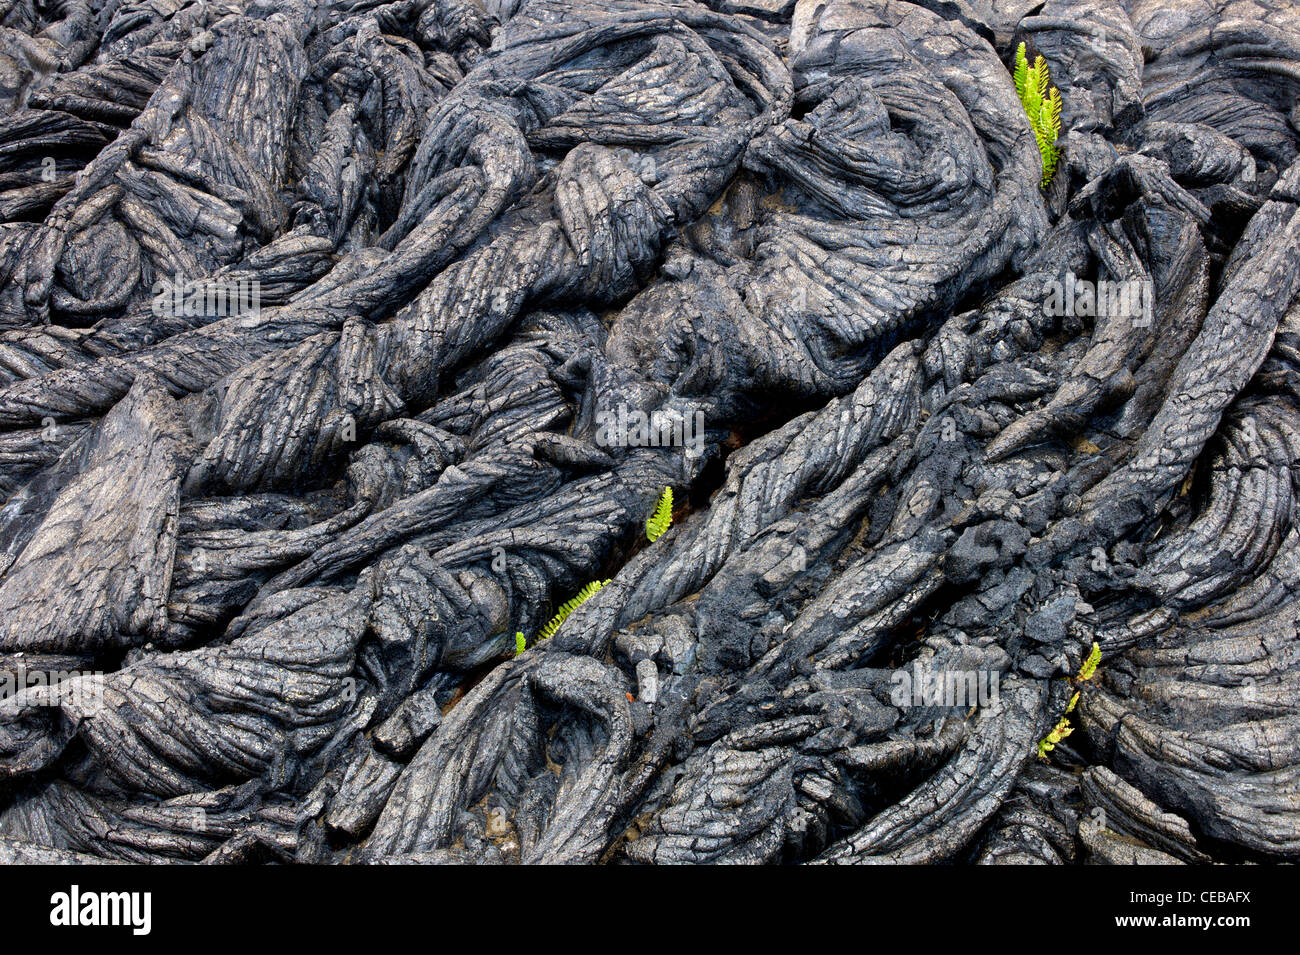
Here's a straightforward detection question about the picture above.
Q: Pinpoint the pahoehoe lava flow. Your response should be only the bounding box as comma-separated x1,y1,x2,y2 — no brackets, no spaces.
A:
0,0,1297,866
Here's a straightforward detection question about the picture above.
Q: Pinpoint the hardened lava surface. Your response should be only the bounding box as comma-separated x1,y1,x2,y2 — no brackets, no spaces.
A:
0,0,1298,864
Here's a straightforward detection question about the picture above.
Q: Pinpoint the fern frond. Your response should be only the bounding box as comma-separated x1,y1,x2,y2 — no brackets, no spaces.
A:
537,579,610,642
1077,642,1101,681
1042,87,1062,140
1037,715,1074,759
646,486,673,542
1037,642,1099,758
1037,88,1062,187
515,631,526,656
1013,43,1029,101
1034,55,1051,102
1025,57,1045,117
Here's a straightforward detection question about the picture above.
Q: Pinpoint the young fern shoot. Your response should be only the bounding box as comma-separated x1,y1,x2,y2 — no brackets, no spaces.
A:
1037,709,1075,759
646,487,673,542
520,487,673,659
1036,643,1102,759
1078,641,1101,682
536,579,610,643
1014,42,1063,189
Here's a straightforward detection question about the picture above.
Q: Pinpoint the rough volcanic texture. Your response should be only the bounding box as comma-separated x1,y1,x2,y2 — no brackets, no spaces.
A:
0,0,1298,865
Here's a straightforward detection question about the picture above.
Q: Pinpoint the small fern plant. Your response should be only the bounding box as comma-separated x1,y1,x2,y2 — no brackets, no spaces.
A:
1013,42,1062,189
646,487,673,542
1036,642,1102,759
1077,641,1101,682
1037,692,1078,758
536,579,610,643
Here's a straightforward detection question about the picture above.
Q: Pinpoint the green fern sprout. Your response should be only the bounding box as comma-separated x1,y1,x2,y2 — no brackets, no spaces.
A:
1037,712,1075,759
1037,642,1103,758
537,579,610,642
1013,43,1030,102
646,487,673,543
1037,692,1078,758
1014,42,1063,189
514,631,526,656
1077,641,1101,681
